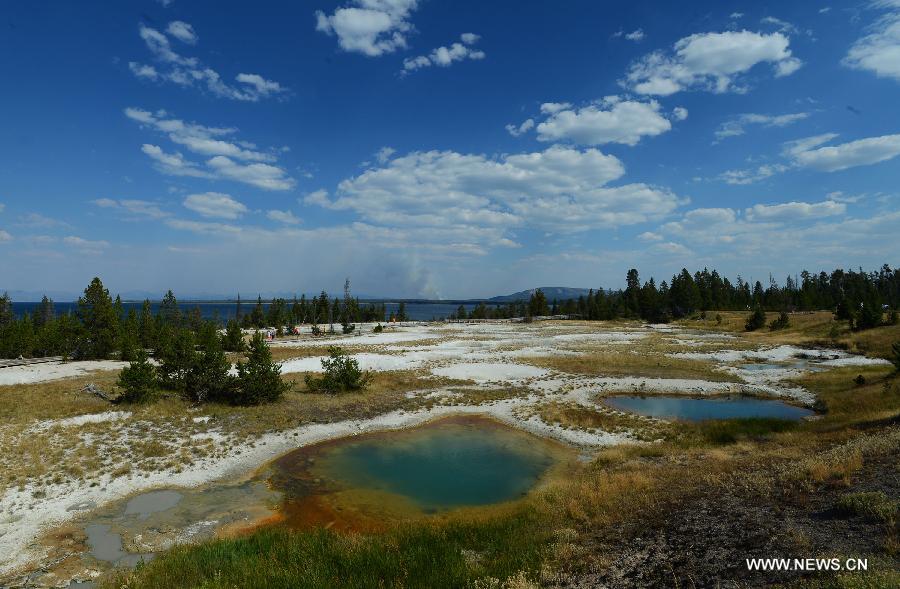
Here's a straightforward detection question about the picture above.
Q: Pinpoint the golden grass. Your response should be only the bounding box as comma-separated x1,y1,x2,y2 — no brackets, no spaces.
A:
522,350,739,382
681,310,900,359
535,401,664,441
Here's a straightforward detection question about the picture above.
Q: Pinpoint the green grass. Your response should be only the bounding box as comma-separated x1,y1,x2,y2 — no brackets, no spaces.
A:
837,492,898,525
681,417,799,446
111,510,549,589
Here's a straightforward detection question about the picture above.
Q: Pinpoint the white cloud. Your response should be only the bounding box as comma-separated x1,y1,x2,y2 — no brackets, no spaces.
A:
128,62,159,80
0,230,11,243
505,119,534,137
672,107,689,121
315,0,418,57
183,192,248,220
714,112,810,141
761,16,800,36
309,145,682,246
166,21,197,44
267,210,302,225
787,132,900,171
0,203,5,213
374,146,396,163
403,33,485,72
624,30,802,95
141,144,213,178
745,200,846,221
63,236,109,254
843,2,900,81
625,29,645,41
718,163,789,185
206,157,296,191
515,97,678,146
127,109,295,190
132,25,285,101
303,189,331,207
165,219,242,235
91,198,169,219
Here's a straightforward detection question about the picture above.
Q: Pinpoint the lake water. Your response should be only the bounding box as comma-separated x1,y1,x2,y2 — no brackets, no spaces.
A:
10,301,493,323
603,395,814,421
272,416,565,520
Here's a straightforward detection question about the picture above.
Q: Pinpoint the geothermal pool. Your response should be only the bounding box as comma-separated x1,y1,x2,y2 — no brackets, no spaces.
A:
603,395,815,421
272,416,567,521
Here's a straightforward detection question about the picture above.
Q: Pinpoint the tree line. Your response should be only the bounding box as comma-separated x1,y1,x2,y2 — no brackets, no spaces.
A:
2,264,898,360
454,264,900,329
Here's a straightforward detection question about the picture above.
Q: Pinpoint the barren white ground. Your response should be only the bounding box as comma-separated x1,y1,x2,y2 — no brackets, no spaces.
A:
0,320,889,584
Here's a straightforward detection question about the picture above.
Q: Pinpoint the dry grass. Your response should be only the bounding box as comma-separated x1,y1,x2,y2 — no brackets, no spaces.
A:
535,401,664,441
682,310,900,359
522,350,739,382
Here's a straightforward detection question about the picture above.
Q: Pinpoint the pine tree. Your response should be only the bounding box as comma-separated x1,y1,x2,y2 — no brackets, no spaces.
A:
0,292,12,327
528,289,549,317
159,289,181,327
117,349,158,404
77,277,119,359
119,309,141,361
745,306,767,331
233,332,289,405
223,319,245,352
157,328,197,391
185,325,234,403
139,299,156,349
397,301,408,322
34,295,55,328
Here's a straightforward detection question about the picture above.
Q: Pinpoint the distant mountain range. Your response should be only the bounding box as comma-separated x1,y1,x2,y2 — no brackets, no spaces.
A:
489,287,595,302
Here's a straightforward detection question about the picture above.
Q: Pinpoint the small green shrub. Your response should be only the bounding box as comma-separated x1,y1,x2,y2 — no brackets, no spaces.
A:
745,307,766,331
373,323,384,333
222,319,245,352
117,350,158,404
304,346,370,394
768,311,790,331
232,332,290,405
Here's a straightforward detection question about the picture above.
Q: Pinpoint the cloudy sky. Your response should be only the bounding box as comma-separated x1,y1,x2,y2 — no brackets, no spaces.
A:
1,1,899,299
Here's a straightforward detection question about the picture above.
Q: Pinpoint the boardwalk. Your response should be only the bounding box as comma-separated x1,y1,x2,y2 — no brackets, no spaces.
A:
0,356,63,369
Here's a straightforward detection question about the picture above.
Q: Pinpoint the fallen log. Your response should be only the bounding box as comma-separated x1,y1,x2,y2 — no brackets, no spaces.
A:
80,383,116,402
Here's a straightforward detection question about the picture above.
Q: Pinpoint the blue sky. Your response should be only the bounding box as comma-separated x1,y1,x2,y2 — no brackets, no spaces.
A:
1,0,899,299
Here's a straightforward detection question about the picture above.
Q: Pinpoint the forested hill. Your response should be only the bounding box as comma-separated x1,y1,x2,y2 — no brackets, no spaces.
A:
490,287,594,302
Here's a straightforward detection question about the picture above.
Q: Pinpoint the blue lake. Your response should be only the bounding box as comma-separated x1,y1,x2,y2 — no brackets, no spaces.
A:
603,395,814,421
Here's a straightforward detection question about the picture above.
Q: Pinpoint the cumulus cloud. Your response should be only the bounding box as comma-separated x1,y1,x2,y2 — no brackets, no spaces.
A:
714,112,810,141
315,0,418,57
718,163,789,185
63,236,109,254
166,21,197,44
745,200,846,221
843,2,900,82
267,209,302,225
126,108,295,190
403,33,485,72
0,230,11,243
505,119,535,137
91,198,169,219
786,132,900,171
508,96,683,146
130,24,284,101
307,145,683,250
183,192,248,220
624,30,802,95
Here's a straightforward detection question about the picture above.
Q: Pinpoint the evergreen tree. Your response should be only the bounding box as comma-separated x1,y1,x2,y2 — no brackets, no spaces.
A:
397,301,408,322
159,289,181,327
117,349,158,404
250,296,265,328
745,306,767,331
77,277,119,359
157,328,197,391
0,292,12,327
185,325,234,403
223,319,246,352
233,332,290,405
528,289,550,317
304,346,370,394
139,299,156,349
119,309,141,361
34,295,55,328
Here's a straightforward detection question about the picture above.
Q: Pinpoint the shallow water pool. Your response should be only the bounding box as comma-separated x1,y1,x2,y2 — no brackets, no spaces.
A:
272,416,566,520
603,395,814,421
